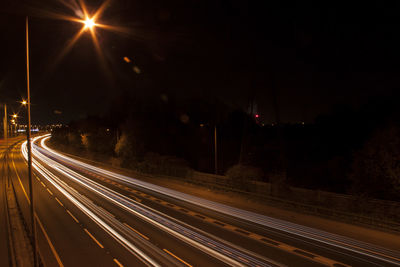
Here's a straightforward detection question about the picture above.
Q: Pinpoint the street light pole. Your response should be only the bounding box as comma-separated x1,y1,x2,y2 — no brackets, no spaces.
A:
3,105,7,141
26,16,38,267
3,105,9,184
214,125,218,174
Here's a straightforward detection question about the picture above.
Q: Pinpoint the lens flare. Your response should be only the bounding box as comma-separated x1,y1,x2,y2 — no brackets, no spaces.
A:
83,17,96,29
38,0,131,82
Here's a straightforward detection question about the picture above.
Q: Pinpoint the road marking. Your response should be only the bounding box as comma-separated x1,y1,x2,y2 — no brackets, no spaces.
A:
129,195,142,203
163,249,192,267
292,224,400,263
47,188,53,196
36,140,353,267
222,249,232,255
11,157,30,204
207,242,216,248
35,213,64,267
41,181,46,188
66,210,79,224
113,258,124,267
55,197,64,207
84,228,104,248
125,182,351,267
123,223,149,240
238,256,250,264
212,220,225,227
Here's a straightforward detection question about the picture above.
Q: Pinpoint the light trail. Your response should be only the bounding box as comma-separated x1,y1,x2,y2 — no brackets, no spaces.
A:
30,135,276,267
37,134,400,266
22,139,166,267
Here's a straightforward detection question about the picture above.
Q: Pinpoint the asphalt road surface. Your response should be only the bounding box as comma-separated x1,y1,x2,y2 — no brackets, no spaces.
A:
4,134,400,267
0,139,12,267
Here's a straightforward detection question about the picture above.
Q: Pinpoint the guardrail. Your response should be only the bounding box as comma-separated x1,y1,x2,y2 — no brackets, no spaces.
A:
48,143,400,232
183,172,400,232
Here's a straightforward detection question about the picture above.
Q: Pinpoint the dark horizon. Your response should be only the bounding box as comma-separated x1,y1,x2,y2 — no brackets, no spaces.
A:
0,1,399,125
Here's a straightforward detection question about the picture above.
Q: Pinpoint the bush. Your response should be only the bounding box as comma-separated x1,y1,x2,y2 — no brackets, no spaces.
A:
225,164,263,191
135,152,192,178
349,124,400,200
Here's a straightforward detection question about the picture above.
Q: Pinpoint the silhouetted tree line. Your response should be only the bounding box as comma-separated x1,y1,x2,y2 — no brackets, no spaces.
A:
51,92,400,201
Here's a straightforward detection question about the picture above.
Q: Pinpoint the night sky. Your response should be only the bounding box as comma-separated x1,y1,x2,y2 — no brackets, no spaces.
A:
0,0,399,124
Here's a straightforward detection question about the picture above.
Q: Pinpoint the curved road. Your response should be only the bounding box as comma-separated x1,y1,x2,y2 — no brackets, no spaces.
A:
5,134,400,266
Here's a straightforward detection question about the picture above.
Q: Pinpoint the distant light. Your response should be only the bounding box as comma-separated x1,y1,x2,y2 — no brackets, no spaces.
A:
123,57,131,63
180,114,189,124
106,128,110,132
301,121,305,125
200,123,204,127
255,114,259,118
12,114,17,118
133,66,141,74
21,100,27,105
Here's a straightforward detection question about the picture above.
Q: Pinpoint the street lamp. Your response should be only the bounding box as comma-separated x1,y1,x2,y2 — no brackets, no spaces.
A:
10,120,15,136
83,17,96,30
23,5,108,265
25,16,38,267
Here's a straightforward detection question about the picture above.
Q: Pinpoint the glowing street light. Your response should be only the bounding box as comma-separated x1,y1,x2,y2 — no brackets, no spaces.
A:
83,17,96,30
22,7,116,264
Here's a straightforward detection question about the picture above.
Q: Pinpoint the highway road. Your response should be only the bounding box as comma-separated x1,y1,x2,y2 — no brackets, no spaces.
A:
0,139,12,267
5,134,400,266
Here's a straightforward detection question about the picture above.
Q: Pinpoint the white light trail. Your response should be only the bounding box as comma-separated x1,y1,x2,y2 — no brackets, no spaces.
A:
30,136,274,267
37,135,400,266
22,139,162,267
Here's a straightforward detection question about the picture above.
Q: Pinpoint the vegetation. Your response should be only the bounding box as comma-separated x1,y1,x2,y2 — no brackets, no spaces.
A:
225,164,263,191
350,125,400,200
50,92,400,201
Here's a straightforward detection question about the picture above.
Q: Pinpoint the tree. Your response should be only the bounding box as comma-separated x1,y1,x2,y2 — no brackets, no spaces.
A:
114,133,134,161
350,124,400,200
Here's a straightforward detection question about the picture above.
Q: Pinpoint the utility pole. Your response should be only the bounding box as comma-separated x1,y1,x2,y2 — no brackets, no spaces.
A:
26,16,38,267
3,105,8,184
214,125,218,174
3,105,7,141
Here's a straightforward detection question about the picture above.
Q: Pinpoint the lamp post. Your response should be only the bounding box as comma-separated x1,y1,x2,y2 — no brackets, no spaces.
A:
25,16,38,267
23,13,98,267
3,105,7,142
11,120,15,136
22,10,102,266
214,125,218,174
